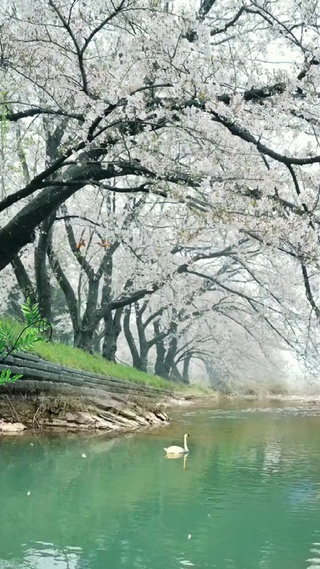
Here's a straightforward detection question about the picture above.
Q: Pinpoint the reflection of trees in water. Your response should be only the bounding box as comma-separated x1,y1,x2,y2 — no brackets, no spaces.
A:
1,412,320,569
0,433,215,567
305,534,320,569
179,445,318,569
0,544,82,569
24,545,82,569
262,441,282,475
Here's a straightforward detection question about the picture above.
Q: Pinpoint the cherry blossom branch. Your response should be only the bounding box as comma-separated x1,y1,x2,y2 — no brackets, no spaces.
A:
209,110,320,166
210,6,248,36
4,106,84,122
48,0,90,96
62,206,96,281
301,264,320,320
54,214,102,227
81,0,128,54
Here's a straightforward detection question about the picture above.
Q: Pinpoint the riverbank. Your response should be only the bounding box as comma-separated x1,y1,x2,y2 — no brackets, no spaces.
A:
3,326,318,435
4,390,320,436
0,390,171,434
0,337,210,434
0,318,195,392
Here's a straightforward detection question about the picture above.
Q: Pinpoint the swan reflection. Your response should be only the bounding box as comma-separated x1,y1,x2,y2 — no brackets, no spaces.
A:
165,453,188,470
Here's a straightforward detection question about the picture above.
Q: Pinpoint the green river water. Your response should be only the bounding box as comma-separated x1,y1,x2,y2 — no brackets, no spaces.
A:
1,403,320,569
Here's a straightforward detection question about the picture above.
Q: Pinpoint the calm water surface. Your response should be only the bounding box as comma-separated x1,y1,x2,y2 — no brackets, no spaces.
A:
1,403,320,569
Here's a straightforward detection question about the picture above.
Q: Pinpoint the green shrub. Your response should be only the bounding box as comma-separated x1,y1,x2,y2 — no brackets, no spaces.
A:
0,298,52,386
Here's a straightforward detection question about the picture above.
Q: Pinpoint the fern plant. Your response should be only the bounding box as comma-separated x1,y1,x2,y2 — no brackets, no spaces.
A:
0,298,52,386
0,368,23,386
21,297,42,327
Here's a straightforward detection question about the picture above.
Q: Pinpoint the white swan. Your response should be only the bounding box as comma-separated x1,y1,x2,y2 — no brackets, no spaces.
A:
164,433,189,455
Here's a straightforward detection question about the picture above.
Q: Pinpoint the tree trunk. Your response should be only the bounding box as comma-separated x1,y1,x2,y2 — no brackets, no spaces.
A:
47,241,81,343
123,307,143,369
204,360,221,388
93,330,102,353
154,356,170,379
159,321,179,380
154,322,169,378
0,142,111,272
73,327,96,353
74,276,101,352
11,256,37,304
170,361,183,382
135,302,150,372
34,214,55,322
182,354,191,384
102,308,123,361
139,340,149,373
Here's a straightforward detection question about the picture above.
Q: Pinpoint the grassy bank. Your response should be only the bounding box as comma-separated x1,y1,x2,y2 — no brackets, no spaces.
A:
1,318,209,394
33,340,174,390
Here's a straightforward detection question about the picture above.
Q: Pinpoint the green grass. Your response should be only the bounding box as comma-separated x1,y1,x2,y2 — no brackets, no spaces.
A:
34,341,174,390
0,318,207,393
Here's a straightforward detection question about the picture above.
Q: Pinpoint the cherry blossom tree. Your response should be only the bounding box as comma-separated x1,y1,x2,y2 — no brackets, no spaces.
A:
0,0,320,273
1,0,320,381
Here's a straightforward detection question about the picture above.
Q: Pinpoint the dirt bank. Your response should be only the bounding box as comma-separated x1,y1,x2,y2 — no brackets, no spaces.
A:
0,391,169,434
3,391,319,435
